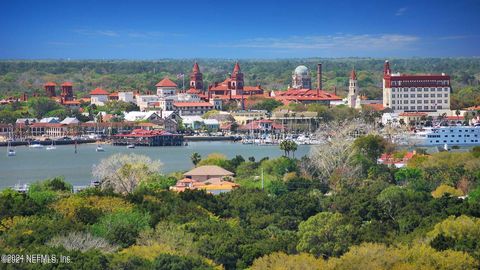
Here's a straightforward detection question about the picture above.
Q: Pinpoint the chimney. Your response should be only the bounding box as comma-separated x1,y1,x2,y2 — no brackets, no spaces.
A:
317,63,322,90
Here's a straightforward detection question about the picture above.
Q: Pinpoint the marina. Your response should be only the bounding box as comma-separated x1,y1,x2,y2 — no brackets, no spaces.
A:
0,141,311,189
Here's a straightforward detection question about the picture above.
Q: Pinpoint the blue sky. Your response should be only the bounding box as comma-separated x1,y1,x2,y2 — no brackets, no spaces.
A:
0,0,479,59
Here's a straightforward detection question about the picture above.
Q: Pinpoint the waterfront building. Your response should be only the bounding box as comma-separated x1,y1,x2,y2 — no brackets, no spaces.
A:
382,60,451,112
181,116,219,131
183,165,234,182
90,88,109,106
112,129,183,146
238,119,284,135
270,110,320,132
231,110,268,125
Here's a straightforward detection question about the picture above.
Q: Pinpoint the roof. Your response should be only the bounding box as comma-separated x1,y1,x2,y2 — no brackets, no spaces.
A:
173,102,213,107
350,69,356,80
90,88,109,95
114,128,174,138
445,115,464,120
60,117,80,124
464,105,480,111
238,119,284,131
399,112,428,117
62,100,81,105
184,165,234,177
192,62,200,73
363,104,385,111
109,92,119,97
44,82,56,87
233,62,241,73
273,89,342,101
61,82,73,87
155,77,177,87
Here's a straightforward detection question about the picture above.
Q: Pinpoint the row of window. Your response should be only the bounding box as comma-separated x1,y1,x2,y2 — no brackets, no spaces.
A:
391,87,449,92
429,134,478,138
430,140,479,143
391,100,448,104
392,105,443,110
391,93,448,98
391,80,449,86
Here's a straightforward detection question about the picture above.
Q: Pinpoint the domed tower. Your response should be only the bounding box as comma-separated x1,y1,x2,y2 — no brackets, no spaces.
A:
230,62,244,90
189,62,203,90
292,65,311,89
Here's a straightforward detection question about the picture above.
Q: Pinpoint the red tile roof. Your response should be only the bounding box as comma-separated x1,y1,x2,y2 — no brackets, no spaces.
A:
155,77,177,87
173,102,213,107
445,115,464,120
192,62,200,73
363,104,385,111
273,89,342,101
90,88,109,95
61,82,73,87
350,69,356,80
44,82,56,87
109,92,119,97
399,112,428,117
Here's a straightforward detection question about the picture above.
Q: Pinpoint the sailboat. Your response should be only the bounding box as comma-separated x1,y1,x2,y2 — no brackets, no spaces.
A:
7,141,15,157
46,140,56,150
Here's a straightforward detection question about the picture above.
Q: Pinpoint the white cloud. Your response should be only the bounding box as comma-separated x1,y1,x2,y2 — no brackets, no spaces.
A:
214,34,420,52
74,29,119,37
395,7,407,16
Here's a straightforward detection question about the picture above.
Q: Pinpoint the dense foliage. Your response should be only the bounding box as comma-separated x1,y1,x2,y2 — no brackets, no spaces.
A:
0,137,480,269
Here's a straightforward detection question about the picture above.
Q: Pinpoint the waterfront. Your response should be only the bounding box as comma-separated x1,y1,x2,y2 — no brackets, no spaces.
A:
0,141,311,188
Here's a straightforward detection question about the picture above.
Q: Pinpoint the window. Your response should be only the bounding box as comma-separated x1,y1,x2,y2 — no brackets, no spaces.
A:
410,94,415,98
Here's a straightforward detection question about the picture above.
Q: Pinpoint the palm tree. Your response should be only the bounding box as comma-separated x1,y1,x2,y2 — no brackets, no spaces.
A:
191,152,201,166
279,140,298,158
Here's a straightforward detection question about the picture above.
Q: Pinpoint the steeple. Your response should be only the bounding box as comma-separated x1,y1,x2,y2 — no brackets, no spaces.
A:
384,60,391,76
350,68,357,80
233,61,241,74
230,61,244,91
190,62,203,90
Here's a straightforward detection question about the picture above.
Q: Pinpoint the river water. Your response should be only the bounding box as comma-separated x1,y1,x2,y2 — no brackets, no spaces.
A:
0,142,311,188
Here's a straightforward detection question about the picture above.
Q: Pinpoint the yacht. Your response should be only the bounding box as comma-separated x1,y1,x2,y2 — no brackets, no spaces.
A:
410,125,480,146
96,145,105,152
29,142,44,148
127,144,136,149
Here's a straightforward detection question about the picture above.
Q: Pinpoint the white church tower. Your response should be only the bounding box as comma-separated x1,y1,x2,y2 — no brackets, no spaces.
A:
347,68,360,109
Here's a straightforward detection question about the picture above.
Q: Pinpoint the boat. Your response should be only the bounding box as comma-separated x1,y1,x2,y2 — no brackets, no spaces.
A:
96,145,105,152
409,125,480,146
46,140,56,150
29,142,44,148
127,144,136,149
7,141,15,157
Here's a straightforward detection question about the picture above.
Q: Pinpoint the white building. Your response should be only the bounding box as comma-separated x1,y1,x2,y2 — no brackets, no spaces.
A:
90,88,109,106
347,69,361,109
382,60,451,112
136,95,160,111
118,92,134,103
124,111,162,122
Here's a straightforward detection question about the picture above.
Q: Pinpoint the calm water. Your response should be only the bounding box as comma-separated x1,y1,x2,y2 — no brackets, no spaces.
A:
0,142,310,188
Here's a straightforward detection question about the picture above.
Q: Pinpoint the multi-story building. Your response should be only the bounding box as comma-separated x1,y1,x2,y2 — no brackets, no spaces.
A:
382,60,451,112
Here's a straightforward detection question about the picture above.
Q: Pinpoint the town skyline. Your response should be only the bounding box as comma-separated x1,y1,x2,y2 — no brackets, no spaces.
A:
1,0,480,59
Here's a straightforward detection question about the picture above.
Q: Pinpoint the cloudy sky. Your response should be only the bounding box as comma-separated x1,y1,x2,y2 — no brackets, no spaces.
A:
0,0,479,59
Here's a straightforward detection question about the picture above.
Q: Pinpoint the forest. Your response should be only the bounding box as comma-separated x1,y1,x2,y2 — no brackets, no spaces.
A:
0,124,479,269
0,58,480,109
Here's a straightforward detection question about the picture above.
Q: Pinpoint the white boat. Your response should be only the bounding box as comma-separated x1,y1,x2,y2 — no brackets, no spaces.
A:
127,144,135,149
7,141,15,157
410,125,480,146
29,143,44,148
46,141,56,150
96,145,105,152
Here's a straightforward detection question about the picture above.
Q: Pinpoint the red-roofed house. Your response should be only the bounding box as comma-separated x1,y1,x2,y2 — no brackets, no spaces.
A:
156,77,177,97
378,151,417,168
238,119,284,135
90,88,109,106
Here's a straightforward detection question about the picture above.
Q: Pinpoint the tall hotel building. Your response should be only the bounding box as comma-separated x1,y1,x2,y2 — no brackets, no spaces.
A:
382,60,451,112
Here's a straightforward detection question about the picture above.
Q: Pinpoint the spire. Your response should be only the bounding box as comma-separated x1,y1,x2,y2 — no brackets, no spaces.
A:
350,68,356,80
384,60,391,76
192,61,200,73
233,61,241,74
